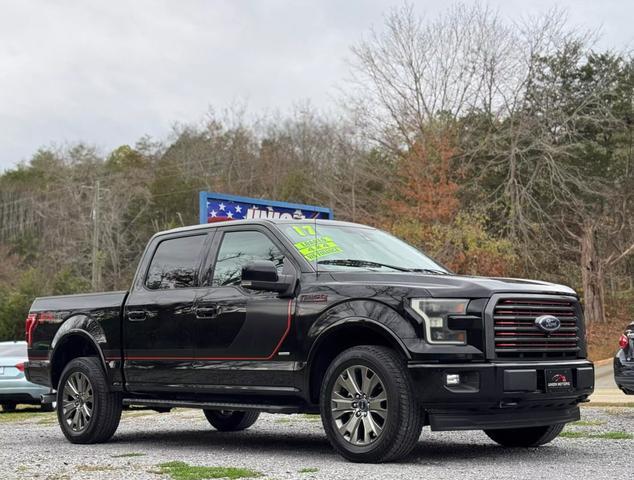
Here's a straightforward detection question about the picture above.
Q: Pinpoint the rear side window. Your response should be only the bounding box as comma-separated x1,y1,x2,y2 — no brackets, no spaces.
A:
211,231,285,286
146,235,206,289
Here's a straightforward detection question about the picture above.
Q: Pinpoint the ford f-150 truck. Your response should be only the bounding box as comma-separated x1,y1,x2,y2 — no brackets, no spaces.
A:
25,219,594,463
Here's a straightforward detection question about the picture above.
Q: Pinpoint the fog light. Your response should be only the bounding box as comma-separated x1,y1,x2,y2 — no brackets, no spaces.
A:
446,373,461,386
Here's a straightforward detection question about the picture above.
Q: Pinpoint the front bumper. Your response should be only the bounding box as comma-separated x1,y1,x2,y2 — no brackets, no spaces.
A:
408,359,593,431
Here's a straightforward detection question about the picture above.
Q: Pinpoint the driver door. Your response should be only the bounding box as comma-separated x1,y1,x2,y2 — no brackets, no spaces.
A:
192,225,296,388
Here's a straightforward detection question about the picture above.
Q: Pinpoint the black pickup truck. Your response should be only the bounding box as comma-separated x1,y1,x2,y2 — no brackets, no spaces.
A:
25,219,594,462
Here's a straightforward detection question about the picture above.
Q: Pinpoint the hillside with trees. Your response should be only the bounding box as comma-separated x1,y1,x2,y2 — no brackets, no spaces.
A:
0,4,632,358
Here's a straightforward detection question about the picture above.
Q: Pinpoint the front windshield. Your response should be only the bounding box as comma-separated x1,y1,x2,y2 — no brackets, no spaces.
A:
280,223,448,273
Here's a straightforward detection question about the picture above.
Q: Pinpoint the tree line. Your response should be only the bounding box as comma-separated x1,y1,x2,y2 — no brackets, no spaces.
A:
0,4,632,341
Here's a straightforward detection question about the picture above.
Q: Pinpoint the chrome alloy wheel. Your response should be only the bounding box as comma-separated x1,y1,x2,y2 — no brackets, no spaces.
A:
330,365,388,446
62,372,94,433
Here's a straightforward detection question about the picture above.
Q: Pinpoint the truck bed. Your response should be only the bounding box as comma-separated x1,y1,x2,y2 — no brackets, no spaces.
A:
26,290,128,387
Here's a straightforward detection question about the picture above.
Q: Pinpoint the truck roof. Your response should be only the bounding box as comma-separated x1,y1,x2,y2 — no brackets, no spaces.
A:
155,218,374,238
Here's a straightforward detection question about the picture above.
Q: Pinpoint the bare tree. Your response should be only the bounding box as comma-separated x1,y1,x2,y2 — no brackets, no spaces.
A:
346,3,521,152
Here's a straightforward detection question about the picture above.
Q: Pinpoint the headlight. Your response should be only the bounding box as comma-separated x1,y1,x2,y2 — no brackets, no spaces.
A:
410,298,469,345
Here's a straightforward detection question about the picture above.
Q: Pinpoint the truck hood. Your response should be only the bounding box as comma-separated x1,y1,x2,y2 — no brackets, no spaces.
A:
327,272,576,298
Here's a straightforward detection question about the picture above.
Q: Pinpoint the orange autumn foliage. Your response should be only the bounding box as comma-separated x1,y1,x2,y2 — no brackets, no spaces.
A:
382,132,517,277
385,135,459,224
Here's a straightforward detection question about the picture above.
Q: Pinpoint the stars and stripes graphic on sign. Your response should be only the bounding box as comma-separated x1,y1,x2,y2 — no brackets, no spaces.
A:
205,198,329,223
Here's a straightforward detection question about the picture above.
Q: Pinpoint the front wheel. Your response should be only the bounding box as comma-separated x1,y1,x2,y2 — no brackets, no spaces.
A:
203,410,260,431
57,357,122,444
484,424,565,447
320,345,423,463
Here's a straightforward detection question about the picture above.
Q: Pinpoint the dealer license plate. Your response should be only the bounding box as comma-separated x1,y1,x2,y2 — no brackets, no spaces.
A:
545,368,573,393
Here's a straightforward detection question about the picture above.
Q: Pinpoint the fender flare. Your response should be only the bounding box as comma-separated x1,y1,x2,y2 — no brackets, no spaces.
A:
50,315,109,384
306,298,417,365
307,316,412,365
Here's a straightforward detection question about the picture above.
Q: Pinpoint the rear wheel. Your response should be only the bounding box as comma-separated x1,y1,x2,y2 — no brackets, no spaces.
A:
1,402,17,412
203,410,260,431
484,424,565,447
57,357,122,444
320,345,423,463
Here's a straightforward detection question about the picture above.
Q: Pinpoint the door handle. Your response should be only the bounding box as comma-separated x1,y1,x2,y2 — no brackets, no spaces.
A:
128,310,147,322
195,306,217,319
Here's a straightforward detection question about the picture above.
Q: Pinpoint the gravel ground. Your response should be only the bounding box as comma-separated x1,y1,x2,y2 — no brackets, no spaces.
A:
0,406,632,480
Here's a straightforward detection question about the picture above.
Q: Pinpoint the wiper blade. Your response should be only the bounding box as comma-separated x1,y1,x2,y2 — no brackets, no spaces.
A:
407,268,450,275
316,259,411,272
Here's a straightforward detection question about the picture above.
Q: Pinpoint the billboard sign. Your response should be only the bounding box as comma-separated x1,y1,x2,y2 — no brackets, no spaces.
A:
199,191,333,224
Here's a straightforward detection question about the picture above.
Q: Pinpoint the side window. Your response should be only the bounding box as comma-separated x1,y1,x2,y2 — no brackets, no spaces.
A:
211,231,285,287
146,235,206,290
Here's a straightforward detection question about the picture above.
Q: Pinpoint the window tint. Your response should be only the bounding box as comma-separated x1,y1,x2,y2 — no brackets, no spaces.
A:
212,231,284,286
146,235,206,289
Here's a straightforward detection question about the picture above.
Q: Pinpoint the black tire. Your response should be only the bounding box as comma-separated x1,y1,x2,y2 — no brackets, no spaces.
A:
1,402,17,412
484,423,565,447
320,345,423,463
203,410,260,431
40,402,55,412
56,357,122,444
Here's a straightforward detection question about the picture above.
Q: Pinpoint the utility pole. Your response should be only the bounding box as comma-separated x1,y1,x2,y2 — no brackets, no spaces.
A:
91,180,101,291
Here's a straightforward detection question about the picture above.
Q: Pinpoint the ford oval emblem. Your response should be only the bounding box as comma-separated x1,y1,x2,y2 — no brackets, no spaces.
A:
535,315,561,332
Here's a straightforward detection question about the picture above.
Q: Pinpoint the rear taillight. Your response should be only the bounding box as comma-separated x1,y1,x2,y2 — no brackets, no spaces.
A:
25,313,38,348
15,362,25,372
619,334,629,350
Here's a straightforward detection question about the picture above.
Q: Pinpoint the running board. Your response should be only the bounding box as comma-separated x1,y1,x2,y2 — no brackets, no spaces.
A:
122,398,300,414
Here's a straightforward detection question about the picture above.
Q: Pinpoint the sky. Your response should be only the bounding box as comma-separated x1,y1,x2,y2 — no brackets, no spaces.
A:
0,0,632,171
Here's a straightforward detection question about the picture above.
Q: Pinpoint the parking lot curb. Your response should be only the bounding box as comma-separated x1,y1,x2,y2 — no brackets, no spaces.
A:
593,358,613,367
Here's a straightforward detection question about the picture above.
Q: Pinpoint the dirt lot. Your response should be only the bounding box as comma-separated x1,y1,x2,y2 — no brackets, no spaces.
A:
0,406,632,480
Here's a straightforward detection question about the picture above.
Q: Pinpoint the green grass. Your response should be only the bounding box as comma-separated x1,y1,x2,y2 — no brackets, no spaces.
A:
596,431,634,440
302,414,321,422
560,430,633,440
299,467,319,474
570,420,606,426
111,452,146,458
157,461,262,480
0,410,55,423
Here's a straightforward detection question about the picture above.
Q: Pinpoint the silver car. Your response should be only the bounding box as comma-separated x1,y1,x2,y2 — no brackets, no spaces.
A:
0,341,53,412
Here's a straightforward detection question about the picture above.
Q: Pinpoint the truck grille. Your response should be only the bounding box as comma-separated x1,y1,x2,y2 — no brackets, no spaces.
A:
493,297,581,359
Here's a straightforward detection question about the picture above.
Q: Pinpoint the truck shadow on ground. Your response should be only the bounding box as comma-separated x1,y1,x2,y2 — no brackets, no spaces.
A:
111,428,572,464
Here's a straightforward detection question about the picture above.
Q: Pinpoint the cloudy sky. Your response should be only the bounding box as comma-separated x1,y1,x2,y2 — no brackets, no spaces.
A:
0,0,631,171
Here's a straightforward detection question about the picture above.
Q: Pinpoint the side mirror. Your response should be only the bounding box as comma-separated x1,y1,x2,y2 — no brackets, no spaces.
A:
241,260,294,294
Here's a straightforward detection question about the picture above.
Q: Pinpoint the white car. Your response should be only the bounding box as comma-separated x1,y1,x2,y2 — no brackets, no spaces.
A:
0,341,53,411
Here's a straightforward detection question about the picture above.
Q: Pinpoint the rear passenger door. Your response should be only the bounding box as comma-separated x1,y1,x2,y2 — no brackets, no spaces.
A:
123,233,208,392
